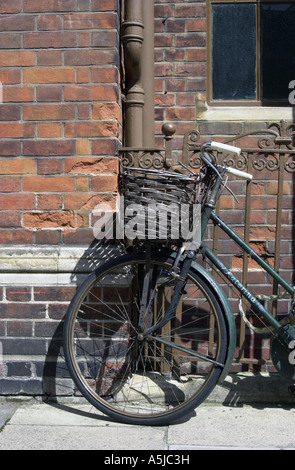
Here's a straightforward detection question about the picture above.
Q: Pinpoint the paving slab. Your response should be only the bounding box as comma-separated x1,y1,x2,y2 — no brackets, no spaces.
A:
0,403,18,431
0,402,167,450
167,404,295,450
1,401,295,451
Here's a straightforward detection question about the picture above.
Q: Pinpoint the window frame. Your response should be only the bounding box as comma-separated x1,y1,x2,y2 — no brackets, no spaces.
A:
207,0,293,107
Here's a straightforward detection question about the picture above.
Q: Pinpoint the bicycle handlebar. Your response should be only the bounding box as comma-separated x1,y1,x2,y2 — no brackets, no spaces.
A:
226,166,253,181
203,141,253,181
209,141,241,156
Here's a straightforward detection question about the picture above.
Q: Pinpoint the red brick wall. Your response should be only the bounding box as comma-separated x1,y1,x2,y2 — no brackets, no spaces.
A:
0,0,121,246
154,0,206,145
0,0,209,247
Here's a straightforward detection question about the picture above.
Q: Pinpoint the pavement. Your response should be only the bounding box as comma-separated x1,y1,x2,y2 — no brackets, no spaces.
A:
1,373,295,451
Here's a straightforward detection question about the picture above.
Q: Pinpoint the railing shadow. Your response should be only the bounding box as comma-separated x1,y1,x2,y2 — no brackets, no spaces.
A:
219,372,295,409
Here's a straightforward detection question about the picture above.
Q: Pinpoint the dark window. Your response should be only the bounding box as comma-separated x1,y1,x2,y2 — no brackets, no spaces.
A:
209,1,295,105
261,3,295,100
212,4,256,100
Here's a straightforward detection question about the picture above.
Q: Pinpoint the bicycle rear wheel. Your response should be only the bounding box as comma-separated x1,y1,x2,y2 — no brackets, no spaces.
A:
63,250,228,425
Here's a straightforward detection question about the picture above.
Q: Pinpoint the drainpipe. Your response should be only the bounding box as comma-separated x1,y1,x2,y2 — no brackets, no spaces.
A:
121,0,155,148
121,0,145,147
142,0,155,147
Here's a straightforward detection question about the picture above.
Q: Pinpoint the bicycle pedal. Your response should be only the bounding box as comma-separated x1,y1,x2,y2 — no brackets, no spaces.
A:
288,384,295,395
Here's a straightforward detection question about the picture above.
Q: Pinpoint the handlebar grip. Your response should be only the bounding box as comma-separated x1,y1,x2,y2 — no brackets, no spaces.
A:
226,167,253,181
209,141,241,156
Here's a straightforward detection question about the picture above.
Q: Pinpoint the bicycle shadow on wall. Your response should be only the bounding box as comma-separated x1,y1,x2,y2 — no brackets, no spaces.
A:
41,221,192,423
41,213,126,418
41,240,195,424
41,210,199,424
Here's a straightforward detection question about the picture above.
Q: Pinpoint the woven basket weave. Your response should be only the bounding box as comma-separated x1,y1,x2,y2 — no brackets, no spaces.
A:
120,167,201,242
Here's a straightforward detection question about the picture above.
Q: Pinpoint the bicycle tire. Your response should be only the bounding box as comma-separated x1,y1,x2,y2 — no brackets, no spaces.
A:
63,250,228,426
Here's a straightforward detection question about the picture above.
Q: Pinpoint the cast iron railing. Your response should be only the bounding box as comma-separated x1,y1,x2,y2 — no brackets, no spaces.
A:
119,119,295,370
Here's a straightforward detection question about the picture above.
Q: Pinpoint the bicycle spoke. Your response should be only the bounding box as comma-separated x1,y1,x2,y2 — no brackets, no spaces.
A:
149,335,224,367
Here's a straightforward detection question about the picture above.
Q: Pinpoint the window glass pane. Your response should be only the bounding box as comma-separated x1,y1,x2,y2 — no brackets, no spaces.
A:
212,3,256,100
261,3,295,100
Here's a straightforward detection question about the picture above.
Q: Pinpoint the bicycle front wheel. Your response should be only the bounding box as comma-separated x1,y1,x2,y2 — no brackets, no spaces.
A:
63,251,228,425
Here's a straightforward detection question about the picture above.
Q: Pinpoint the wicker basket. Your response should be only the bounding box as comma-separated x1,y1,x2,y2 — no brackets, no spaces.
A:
120,167,202,243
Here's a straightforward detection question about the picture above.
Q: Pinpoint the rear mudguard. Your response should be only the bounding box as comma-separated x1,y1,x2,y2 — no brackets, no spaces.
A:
158,247,236,382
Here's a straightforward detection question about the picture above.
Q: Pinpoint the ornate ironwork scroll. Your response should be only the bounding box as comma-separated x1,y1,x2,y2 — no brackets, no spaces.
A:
120,148,166,169
120,119,295,171
182,119,295,172
119,122,176,170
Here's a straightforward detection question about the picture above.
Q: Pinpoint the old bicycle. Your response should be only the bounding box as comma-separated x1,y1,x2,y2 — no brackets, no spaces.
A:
63,140,295,425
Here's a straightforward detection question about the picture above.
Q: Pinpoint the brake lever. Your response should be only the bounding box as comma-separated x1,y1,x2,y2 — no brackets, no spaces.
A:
222,180,239,203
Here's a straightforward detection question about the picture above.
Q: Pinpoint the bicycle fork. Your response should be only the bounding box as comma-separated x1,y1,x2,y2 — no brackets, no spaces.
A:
138,246,225,368
142,248,196,337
